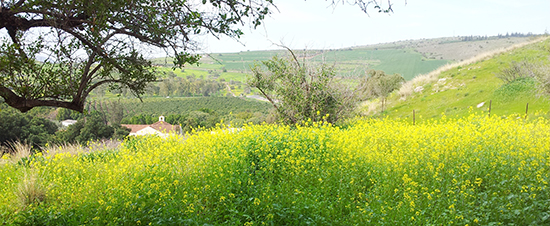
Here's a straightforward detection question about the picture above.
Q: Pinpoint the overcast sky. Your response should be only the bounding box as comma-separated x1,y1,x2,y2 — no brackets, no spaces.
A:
199,0,550,53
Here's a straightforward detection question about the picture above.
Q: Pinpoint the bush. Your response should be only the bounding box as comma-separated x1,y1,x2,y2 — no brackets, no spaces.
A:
495,61,537,83
248,49,359,124
55,111,128,145
496,60,550,96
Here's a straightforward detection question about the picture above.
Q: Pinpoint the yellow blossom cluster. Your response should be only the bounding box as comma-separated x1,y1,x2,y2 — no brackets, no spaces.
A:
1,114,549,225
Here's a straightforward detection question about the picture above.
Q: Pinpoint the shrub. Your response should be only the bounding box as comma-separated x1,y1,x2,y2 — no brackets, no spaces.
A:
495,60,537,83
15,171,46,209
248,49,359,124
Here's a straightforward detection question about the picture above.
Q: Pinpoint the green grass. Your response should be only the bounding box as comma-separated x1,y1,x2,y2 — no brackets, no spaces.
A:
194,48,449,81
311,48,449,80
219,72,248,83
155,67,209,78
377,39,550,119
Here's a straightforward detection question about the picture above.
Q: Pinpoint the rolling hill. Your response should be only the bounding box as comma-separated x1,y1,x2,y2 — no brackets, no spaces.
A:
151,35,536,82
359,36,550,120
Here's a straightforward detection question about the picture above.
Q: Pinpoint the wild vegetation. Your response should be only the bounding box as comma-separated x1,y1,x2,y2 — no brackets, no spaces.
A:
115,97,272,125
92,75,227,98
2,114,550,225
0,107,57,149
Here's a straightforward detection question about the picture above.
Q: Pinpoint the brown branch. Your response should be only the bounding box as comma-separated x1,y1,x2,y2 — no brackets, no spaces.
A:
0,85,83,112
112,27,166,47
13,0,26,8
271,43,300,68
256,86,296,124
84,79,122,96
75,52,100,101
61,28,130,76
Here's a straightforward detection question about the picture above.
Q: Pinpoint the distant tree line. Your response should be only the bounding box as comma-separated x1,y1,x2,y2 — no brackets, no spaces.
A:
75,97,271,123
154,75,224,97
121,109,268,133
461,32,536,42
91,73,225,98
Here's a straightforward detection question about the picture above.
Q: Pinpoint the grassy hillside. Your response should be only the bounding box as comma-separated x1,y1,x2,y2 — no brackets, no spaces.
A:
361,37,550,119
364,36,534,62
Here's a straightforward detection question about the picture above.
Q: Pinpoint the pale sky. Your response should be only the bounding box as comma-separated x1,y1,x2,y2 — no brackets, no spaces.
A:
199,0,550,53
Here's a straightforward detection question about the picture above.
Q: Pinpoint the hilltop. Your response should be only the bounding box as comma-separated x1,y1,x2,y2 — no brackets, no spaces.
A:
152,35,536,82
359,36,550,119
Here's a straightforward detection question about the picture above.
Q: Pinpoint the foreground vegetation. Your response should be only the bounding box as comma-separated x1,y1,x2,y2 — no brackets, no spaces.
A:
1,114,549,225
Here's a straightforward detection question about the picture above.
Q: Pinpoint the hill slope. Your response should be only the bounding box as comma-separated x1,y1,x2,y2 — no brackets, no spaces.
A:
360,37,550,119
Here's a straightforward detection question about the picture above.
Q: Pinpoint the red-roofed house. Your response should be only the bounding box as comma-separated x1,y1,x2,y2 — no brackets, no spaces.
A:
122,116,182,137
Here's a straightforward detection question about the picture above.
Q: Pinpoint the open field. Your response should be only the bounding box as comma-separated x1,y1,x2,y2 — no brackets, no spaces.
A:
311,48,448,80
3,36,550,226
356,36,534,62
152,36,537,82
2,115,550,225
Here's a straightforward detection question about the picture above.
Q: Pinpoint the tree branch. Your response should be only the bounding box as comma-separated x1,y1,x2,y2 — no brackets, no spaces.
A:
85,79,121,95
112,27,166,47
13,0,26,8
256,86,296,124
62,28,130,76
0,85,83,112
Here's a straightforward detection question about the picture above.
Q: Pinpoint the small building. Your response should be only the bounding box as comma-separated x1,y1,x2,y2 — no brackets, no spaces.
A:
121,116,182,137
61,119,78,127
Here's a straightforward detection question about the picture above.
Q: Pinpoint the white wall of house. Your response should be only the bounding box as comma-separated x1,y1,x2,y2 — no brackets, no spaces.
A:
135,127,171,138
61,119,77,127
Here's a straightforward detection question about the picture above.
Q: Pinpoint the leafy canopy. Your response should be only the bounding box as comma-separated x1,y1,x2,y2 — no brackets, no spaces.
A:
0,0,395,113
0,0,274,112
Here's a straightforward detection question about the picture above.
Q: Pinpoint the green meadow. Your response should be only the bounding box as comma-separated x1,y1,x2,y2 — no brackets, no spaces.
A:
373,38,550,120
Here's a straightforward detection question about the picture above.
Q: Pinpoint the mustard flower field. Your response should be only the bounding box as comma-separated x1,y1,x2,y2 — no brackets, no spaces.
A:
1,114,550,225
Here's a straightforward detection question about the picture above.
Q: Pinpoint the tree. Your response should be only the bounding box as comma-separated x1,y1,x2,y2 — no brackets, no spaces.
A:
0,108,57,148
248,48,360,124
0,0,274,113
55,108,73,121
361,69,405,112
1,0,396,113
106,100,124,125
56,111,127,144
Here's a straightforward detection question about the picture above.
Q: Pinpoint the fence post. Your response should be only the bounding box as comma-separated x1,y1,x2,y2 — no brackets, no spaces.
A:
525,103,529,119
413,110,416,126
488,100,492,117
